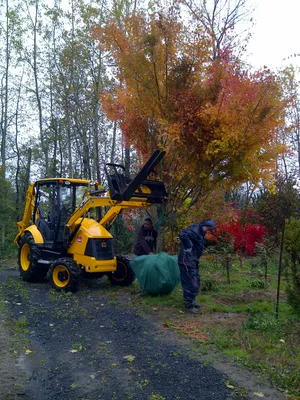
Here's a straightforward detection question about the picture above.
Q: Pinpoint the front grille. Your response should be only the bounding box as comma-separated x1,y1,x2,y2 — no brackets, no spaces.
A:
84,238,114,260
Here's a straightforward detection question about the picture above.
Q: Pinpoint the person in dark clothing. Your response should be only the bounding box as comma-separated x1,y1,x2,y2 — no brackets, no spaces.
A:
178,218,216,313
133,218,158,257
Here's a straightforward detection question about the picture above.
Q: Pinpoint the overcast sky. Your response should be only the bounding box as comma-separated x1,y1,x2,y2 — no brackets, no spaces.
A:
247,0,300,69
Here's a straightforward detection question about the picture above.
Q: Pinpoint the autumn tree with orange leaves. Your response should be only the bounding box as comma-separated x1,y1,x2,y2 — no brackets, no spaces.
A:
94,8,286,227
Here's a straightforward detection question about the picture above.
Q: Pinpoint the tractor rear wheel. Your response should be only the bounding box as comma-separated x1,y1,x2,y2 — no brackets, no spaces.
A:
50,258,81,292
108,256,135,286
18,233,47,282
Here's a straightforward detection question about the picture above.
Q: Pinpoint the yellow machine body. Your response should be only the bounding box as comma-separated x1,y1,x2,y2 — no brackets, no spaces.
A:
68,218,117,273
24,225,44,244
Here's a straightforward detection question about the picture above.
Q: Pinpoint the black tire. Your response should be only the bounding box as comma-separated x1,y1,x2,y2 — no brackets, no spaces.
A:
108,256,135,286
18,233,47,282
50,258,81,292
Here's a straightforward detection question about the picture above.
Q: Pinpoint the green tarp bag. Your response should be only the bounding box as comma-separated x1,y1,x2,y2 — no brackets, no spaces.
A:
130,252,180,294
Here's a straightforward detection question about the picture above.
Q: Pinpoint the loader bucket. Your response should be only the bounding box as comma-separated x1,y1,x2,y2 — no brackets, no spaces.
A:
104,150,168,203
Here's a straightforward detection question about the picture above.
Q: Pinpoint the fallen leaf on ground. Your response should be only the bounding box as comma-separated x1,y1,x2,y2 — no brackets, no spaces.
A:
254,393,264,397
25,349,32,355
226,383,235,389
123,355,135,362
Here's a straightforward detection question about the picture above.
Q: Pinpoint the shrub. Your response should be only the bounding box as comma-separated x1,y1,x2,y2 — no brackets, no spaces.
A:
243,312,278,331
284,218,300,314
201,277,218,291
248,278,269,289
286,285,300,315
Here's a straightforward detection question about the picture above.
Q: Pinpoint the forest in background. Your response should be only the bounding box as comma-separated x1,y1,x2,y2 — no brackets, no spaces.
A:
1,0,300,274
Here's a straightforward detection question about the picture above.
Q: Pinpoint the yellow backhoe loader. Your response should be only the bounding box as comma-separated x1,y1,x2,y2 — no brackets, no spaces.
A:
14,150,167,292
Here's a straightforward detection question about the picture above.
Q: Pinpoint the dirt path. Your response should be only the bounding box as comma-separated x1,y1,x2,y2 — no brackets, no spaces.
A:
0,266,286,400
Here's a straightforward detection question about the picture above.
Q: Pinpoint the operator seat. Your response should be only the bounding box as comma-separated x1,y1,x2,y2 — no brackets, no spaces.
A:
36,218,55,242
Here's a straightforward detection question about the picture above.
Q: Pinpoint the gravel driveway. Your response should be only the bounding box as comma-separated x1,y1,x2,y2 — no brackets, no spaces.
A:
0,266,286,400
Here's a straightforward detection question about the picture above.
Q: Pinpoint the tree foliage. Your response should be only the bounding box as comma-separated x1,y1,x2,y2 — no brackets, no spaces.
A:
95,9,287,223
218,220,267,256
255,176,300,238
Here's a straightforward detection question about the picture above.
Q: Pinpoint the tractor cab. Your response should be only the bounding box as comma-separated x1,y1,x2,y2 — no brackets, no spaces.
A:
33,178,92,246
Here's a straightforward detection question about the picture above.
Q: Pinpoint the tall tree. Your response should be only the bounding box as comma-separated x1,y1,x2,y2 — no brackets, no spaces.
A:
23,0,50,175
0,0,23,177
95,9,286,225
47,0,112,179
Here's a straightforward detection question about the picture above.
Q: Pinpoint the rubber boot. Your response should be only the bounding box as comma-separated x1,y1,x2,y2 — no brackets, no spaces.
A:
185,306,199,314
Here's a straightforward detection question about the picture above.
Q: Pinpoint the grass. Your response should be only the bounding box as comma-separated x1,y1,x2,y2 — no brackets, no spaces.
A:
0,279,31,356
129,258,300,397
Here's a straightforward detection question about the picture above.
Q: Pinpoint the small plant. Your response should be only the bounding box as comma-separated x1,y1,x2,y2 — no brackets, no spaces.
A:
248,278,269,289
201,277,218,291
242,312,278,331
286,285,300,314
71,343,85,352
249,258,259,270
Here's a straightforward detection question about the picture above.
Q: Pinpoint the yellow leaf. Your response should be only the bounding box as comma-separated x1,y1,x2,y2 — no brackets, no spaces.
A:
25,349,32,355
226,383,235,389
124,355,135,362
254,393,264,397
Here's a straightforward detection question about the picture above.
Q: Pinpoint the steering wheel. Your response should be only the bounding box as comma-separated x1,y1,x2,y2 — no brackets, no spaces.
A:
65,207,73,216
61,207,73,220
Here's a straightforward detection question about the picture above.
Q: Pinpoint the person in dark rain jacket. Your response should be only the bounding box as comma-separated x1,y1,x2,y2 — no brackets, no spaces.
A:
178,218,216,313
133,218,158,258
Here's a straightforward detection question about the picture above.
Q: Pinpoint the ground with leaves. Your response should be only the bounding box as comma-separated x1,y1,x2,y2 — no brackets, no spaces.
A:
0,263,288,400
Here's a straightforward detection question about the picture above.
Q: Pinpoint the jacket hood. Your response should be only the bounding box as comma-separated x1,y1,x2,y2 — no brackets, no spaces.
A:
200,218,216,229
